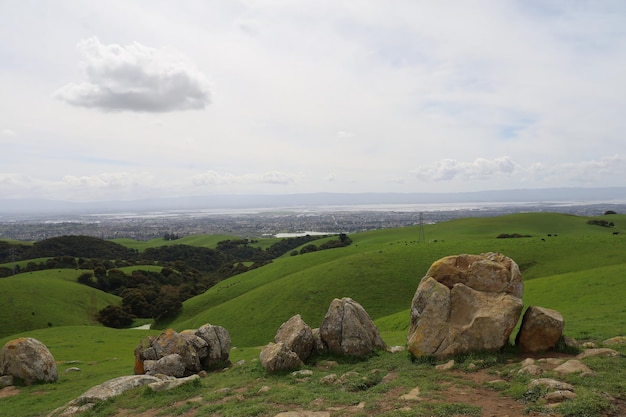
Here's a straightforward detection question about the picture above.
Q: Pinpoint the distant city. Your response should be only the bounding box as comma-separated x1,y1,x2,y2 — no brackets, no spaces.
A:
1,198,624,242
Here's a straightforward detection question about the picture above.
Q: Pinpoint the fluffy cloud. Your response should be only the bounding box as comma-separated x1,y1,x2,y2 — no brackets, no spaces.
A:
191,170,297,187
55,37,211,112
414,157,520,181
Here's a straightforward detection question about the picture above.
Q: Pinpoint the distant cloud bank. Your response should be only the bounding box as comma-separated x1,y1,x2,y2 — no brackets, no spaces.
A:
55,37,211,113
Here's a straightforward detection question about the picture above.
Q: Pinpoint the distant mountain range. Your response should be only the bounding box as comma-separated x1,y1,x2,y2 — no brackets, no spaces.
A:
1,187,626,216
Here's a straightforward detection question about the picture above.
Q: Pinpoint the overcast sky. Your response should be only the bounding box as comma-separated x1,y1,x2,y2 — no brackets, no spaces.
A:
1,1,626,202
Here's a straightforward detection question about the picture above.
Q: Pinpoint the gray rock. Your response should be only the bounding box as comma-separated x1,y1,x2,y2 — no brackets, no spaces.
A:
195,324,231,368
319,297,386,357
0,337,58,385
148,374,199,392
145,354,186,378
275,315,314,362
0,374,14,388
259,342,304,373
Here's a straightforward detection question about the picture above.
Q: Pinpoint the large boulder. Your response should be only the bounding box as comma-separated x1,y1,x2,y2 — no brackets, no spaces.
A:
0,337,58,385
516,306,565,353
407,253,524,359
275,315,314,362
194,323,231,368
259,342,304,373
135,329,200,376
319,297,386,357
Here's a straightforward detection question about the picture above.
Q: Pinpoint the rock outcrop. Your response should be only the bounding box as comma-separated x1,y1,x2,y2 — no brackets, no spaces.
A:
516,306,565,353
259,342,304,373
274,314,314,362
320,297,386,357
407,253,524,359
0,337,58,385
134,324,231,377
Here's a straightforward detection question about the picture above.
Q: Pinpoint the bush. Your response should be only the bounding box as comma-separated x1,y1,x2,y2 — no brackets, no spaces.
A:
97,305,135,328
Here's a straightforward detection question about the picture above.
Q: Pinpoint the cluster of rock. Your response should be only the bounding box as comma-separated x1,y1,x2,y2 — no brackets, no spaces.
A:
0,337,58,386
407,252,566,359
134,324,231,377
260,297,387,372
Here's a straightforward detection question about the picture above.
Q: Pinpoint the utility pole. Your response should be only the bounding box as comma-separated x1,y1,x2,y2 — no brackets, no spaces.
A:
418,212,425,243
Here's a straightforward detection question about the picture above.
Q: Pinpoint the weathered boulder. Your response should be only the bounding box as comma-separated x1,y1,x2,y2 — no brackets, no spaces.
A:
516,306,564,353
135,329,200,376
319,297,386,357
49,375,161,416
260,342,304,373
194,323,231,368
407,253,524,359
144,354,186,378
275,315,314,362
0,337,58,385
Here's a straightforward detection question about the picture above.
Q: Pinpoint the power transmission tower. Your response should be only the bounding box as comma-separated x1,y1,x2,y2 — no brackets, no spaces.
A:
10,247,17,275
418,212,425,243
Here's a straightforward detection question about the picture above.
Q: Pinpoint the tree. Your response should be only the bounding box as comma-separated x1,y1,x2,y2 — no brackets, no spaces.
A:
96,305,135,328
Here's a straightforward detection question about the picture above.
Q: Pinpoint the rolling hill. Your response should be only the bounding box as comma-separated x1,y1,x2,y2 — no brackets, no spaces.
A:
2,212,625,345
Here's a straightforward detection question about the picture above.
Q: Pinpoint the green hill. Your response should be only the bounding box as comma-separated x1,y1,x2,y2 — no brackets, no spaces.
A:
0,269,120,338
2,212,625,344
168,212,626,346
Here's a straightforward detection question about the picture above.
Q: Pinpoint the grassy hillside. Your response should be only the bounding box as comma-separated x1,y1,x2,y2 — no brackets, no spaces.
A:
169,213,626,347
0,269,120,338
0,326,159,417
2,212,625,344
1,212,625,417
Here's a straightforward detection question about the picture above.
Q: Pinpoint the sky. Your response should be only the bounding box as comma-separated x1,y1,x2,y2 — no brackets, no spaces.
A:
1,0,626,202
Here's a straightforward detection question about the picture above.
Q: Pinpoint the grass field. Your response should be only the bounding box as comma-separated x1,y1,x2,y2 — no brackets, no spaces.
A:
1,212,625,416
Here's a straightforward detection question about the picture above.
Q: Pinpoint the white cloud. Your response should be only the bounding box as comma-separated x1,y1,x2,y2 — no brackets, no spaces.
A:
414,157,520,182
191,170,297,187
55,37,211,112
1,129,17,137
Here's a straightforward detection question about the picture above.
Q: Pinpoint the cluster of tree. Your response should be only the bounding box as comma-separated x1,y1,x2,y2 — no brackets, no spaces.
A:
496,233,532,239
163,232,181,241
587,219,615,227
80,266,197,326
290,234,353,255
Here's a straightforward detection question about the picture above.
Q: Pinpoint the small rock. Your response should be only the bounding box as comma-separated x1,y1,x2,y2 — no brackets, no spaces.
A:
520,358,535,367
399,387,422,401
435,359,455,370
291,370,313,377
576,348,619,359
319,374,337,384
64,367,81,373
603,336,626,346
386,345,405,353
554,360,594,376
518,364,543,376
148,374,199,392
537,358,565,366
257,385,271,394
545,390,577,403
528,378,575,392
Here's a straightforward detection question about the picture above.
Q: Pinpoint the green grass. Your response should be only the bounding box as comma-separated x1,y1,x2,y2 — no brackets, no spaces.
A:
0,326,159,417
1,212,626,417
0,270,120,339
167,213,626,347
